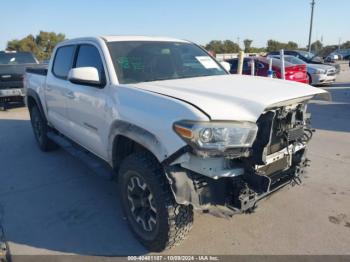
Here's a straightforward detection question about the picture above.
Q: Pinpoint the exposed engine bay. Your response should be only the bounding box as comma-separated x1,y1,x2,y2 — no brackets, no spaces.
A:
166,102,313,216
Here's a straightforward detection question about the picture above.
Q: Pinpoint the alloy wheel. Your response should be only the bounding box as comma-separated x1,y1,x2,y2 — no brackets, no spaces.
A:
126,175,158,232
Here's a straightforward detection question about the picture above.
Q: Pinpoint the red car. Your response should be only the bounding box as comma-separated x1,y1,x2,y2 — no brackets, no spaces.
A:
225,57,309,84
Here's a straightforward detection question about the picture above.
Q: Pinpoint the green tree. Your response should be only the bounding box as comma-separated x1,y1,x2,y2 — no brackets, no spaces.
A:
222,40,240,53
243,39,253,53
285,41,298,50
249,47,266,53
341,41,350,49
35,31,65,60
205,40,240,54
7,35,38,53
205,40,225,53
310,40,323,53
317,45,338,57
7,31,65,61
266,39,298,52
266,40,283,52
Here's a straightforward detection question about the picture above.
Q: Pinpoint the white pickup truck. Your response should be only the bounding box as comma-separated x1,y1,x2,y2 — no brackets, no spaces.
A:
25,36,328,251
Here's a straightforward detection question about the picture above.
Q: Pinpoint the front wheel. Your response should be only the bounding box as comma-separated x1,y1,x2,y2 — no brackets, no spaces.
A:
119,152,193,252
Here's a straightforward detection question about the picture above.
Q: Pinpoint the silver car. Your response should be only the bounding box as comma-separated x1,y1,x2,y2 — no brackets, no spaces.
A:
269,55,337,86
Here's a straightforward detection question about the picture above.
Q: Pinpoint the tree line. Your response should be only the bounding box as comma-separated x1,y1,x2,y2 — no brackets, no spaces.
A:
5,31,350,61
205,38,350,57
6,31,65,61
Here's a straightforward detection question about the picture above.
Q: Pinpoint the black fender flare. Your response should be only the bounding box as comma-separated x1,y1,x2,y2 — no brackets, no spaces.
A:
26,89,47,121
108,120,169,166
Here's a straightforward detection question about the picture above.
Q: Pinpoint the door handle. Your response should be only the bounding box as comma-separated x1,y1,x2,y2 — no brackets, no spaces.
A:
65,90,75,99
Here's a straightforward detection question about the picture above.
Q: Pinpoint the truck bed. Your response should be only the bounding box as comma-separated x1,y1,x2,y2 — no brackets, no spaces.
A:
26,67,48,76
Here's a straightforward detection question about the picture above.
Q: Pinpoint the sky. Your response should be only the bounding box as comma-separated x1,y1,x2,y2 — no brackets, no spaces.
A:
1,0,349,50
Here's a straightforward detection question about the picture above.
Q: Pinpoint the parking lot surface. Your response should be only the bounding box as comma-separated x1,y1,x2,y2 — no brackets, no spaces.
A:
0,63,350,256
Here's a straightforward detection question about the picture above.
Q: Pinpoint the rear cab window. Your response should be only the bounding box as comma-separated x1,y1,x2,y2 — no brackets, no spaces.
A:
0,52,38,65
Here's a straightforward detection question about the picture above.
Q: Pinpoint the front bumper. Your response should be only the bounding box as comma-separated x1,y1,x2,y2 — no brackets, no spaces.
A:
0,88,25,98
311,73,336,85
0,88,25,104
166,145,308,217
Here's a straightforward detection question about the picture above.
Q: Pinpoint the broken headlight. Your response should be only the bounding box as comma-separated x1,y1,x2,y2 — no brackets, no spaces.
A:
173,120,258,151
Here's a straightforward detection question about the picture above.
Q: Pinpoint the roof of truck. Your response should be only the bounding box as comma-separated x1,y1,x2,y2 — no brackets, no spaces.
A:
100,35,189,43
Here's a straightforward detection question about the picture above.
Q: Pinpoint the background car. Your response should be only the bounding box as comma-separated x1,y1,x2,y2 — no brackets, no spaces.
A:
269,55,337,85
325,54,340,62
268,50,323,63
268,50,341,73
225,57,309,84
0,51,44,110
326,49,350,62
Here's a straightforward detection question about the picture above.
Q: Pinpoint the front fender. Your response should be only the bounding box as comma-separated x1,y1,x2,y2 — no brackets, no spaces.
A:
107,120,168,164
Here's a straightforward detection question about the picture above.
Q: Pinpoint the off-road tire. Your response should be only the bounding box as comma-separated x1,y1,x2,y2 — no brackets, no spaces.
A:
29,106,57,152
119,152,193,252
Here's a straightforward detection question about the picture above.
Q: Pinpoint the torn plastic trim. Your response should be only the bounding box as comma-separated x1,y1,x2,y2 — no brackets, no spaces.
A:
180,154,244,179
161,145,192,166
161,144,245,179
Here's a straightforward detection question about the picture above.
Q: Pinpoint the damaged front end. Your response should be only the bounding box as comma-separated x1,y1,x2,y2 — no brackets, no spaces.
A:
165,102,313,217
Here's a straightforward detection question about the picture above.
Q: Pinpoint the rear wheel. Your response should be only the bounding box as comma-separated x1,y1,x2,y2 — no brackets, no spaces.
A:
119,152,193,252
29,106,57,151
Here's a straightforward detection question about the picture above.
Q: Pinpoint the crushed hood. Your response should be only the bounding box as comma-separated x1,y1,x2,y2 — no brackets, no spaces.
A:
132,74,329,122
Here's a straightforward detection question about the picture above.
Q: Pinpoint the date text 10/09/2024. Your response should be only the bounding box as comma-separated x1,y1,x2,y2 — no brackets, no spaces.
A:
127,256,220,261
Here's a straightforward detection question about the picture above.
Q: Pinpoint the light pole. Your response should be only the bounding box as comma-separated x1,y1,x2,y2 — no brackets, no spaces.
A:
308,0,315,53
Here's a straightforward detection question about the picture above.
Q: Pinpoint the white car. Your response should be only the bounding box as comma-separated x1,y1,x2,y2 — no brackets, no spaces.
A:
25,36,328,251
269,55,337,85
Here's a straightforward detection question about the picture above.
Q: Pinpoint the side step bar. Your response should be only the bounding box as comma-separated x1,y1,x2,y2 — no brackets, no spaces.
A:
47,131,115,180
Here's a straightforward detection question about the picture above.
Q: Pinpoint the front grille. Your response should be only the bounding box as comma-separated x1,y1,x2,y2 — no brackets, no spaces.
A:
0,81,23,89
0,75,23,82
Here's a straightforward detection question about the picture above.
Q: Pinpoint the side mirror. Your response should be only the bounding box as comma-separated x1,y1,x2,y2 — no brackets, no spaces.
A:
220,61,231,72
68,67,101,86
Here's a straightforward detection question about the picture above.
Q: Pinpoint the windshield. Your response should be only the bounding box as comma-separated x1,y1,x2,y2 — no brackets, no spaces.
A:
285,56,306,65
0,52,37,65
107,41,226,84
297,51,315,59
272,56,306,65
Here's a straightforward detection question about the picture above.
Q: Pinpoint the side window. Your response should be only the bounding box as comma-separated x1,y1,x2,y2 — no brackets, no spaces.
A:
52,46,75,79
75,45,106,86
227,60,237,73
257,62,265,69
243,60,250,71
